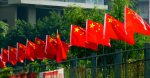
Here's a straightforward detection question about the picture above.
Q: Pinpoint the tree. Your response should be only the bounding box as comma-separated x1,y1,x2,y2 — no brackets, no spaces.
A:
0,21,8,48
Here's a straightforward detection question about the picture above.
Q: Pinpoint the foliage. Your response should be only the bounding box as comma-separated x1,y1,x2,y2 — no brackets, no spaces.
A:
0,67,13,78
0,0,149,76
0,21,8,48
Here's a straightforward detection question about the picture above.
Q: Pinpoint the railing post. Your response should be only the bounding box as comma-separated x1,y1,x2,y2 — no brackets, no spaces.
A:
114,49,122,78
70,58,77,78
144,43,150,78
91,53,97,78
103,55,107,78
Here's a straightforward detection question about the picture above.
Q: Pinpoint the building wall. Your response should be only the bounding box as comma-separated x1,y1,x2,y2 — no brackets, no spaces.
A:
0,5,17,26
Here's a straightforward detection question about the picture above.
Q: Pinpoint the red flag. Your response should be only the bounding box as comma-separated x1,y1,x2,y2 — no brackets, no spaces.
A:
29,72,37,78
62,41,69,54
86,20,111,46
125,7,150,36
1,48,8,62
104,13,135,45
26,40,36,61
17,42,26,63
45,35,57,59
56,32,69,63
35,37,46,59
70,25,98,51
8,46,17,65
0,54,6,68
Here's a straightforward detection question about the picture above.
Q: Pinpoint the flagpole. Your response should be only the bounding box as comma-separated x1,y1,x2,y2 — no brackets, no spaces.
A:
0,48,2,62
24,39,28,72
45,35,48,55
8,46,10,63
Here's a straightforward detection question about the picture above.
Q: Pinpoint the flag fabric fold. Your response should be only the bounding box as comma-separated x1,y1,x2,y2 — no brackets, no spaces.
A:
26,40,36,61
8,46,17,65
86,20,111,46
1,48,8,62
70,25,98,51
104,13,135,45
35,37,46,59
17,42,26,63
45,35,57,59
0,54,6,68
56,33,69,63
125,7,150,36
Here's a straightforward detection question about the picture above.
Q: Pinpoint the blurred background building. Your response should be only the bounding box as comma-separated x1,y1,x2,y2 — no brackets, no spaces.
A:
0,0,107,26
0,0,149,26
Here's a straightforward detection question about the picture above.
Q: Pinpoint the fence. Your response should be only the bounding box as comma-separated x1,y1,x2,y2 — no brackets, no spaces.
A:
1,43,150,78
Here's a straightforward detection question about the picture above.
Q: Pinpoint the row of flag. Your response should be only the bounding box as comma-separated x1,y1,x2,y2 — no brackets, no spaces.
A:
0,32,69,68
70,7,150,51
0,7,149,68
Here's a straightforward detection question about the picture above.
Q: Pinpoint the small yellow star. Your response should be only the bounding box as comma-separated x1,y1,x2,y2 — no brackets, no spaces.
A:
11,48,13,52
108,18,112,23
90,23,95,28
74,27,79,32
19,45,22,49
37,41,40,44
49,38,53,42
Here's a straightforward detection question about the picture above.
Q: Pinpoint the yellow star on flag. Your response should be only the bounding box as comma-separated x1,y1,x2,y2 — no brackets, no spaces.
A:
108,18,112,23
11,48,13,52
74,27,79,32
90,23,95,28
19,45,22,49
37,41,40,44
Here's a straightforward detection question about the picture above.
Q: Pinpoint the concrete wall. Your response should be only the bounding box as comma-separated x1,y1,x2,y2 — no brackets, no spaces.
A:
28,6,36,25
149,0,150,24
0,5,17,26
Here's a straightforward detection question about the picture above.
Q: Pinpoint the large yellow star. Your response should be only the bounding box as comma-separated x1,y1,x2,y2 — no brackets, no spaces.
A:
74,27,79,32
108,18,112,23
90,23,95,28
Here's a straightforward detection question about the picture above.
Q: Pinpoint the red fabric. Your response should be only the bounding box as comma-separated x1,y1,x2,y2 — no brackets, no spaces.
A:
62,41,69,56
56,33,69,63
29,72,37,78
45,35,57,59
70,25,98,51
0,54,6,68
35,37,46,59
1,48,8,62
104,14,135,45
9,75,16,78
17,42,26,63
86,20,111,46
26,40,36,61
8,46,17,65
125,7,150,36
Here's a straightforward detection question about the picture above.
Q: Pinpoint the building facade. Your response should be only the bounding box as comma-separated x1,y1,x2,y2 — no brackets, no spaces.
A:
0,0,108,26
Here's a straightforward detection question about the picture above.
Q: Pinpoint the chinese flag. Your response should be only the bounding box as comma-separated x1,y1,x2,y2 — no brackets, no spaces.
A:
26,40,36,61
86,20,111,46
17,42,26,63
70,25,98,51
62,41,69,54
45,35,57,59
125,7,150,36
0,54,6,68
104,13,134,45
1,48,8,62
56,33,69,63
35,37,46,59
8,46,17,65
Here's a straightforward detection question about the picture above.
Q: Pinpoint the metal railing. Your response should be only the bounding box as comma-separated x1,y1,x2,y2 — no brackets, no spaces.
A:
1,43,150,78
